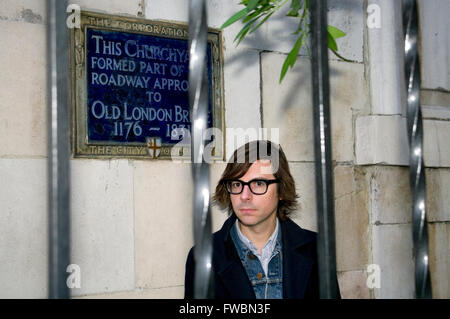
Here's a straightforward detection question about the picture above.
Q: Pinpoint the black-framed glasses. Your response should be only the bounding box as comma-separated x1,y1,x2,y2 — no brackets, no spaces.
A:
224,178,280,195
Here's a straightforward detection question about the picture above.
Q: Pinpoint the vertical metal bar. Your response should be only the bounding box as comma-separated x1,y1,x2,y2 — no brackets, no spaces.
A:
310,0,339,298
402,0,432,299
188,0,214,298
47,0,71,299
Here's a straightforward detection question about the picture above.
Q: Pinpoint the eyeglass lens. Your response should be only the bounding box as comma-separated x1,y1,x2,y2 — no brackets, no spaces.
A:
227,180,268,195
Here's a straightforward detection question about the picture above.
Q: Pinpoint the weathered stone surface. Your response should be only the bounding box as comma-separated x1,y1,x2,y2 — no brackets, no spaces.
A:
367,0,405,115
372,224,415,298
262,53,367,163
70,0,142,16
337,270,371,299
134,161,229,289
355,115,409,166
0,159,48,298
134,161,193,289
334,165,370,271
429,222,450,298
0,0,46,23
210,163,229,232
423,119,450,168
70,160,135,296
427,168,450,222
289,162,317,232
370,166,412,224
418,0,450,91
0,20,47,157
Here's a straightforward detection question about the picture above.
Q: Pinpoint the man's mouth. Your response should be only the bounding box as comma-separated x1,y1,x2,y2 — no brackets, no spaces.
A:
240,208,257,213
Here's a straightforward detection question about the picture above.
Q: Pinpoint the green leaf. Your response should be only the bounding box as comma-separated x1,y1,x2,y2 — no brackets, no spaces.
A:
250,10,275,33
330,49,352,62
327,31,338,51
220,8,249,29
327,25,346,39
287,0,301,17
280,33,304,83
234,18,258,44
247,0,259,11
242,9,263,23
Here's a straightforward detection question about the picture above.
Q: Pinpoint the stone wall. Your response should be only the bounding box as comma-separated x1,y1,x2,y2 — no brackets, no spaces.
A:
0,0,448,299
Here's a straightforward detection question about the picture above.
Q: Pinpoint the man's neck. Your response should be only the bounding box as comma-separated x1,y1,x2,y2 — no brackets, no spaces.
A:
238,216,277,253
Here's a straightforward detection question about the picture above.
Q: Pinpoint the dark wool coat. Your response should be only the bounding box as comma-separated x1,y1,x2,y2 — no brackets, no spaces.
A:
185,214,338,299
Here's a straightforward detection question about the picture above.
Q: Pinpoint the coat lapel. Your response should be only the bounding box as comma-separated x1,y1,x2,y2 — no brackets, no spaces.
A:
282,219,316,298
218,260,256,298
214,215,255,298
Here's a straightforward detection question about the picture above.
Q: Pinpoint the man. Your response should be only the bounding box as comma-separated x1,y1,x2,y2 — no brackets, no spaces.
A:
185,140,338,298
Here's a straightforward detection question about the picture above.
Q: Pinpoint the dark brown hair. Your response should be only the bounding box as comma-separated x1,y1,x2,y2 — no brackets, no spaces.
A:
212,140,298,221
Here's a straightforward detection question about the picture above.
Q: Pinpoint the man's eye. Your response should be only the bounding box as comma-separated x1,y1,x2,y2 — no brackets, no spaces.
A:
231,182,241,187
255,181,265,186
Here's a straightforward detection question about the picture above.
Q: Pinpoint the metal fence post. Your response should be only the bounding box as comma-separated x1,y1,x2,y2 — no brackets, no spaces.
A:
188,0,214,299
402,0,432,299
310,0,339,299
47,0,71,299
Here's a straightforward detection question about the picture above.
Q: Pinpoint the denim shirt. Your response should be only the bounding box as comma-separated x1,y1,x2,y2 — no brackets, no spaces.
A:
230,220,283,299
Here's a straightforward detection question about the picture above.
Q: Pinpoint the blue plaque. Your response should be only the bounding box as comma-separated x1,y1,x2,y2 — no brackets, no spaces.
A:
71,12,224,159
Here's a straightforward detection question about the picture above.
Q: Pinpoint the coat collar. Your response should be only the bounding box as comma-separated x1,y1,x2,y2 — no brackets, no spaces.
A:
213,214,255,298
213,214,316,298
280,218,317,298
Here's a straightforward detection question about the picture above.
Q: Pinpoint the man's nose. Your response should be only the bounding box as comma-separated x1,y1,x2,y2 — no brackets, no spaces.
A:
240,184,253,200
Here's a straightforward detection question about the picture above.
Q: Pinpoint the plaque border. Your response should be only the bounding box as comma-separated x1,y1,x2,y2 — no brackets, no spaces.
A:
69,10,225,160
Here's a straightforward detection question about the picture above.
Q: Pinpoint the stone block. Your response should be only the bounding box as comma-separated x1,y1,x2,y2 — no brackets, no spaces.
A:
134,161,193,289
145,0,363,61
423,120,450,168
70,159,135,296
370,166,412,224
372,224,415,298
223,48,261,159
355,115,409,166
334,165,370,271
422,105,450,121
0,20,47,157
210,163,229,232
418,0,450,91
70,0,142,16
0,0,46,23
367,0,405,115
427,169,450,222
327,0,365,63
356,117,450,168
337,270,371,299
262,53,367,163
429,222,450,298
0,159,48,298
288,163,317,232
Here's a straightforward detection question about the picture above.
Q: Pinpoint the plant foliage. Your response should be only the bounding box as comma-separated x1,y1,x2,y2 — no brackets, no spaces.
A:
220,0,347,83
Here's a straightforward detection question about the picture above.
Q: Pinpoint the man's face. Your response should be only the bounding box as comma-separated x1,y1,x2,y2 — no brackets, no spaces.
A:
230,160,280,229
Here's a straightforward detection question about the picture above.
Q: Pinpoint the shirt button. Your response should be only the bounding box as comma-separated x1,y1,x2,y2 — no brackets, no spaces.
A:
256,273,263,279
249,254,255,260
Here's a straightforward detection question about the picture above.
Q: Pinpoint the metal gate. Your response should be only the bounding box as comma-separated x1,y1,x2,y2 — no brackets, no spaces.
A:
46,0,431,299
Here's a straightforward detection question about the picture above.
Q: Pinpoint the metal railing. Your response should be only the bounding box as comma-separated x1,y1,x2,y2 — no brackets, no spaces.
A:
310,0,339,299
47,0,71,299
188,0,214,299
44,0,432,300
402,0,432,299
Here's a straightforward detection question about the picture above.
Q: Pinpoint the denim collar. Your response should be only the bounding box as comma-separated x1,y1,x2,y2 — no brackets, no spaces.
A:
233,218,280,259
